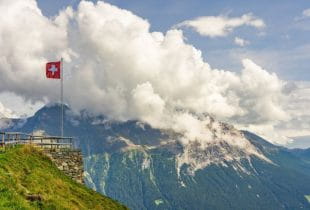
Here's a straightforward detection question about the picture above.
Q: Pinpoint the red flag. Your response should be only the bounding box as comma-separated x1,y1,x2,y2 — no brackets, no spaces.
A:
46,61,61,79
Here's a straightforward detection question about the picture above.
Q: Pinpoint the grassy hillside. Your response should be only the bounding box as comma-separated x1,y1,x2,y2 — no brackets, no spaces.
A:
0,145,127,210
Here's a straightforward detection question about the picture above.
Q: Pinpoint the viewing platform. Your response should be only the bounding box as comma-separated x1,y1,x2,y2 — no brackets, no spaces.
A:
0,131,83,183
0,131,73,149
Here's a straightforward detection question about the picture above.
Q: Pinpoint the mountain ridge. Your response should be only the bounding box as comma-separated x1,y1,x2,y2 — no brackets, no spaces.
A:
2,104,310,210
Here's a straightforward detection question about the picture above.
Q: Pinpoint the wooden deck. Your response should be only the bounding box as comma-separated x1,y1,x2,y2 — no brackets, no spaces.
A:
0,132,73,149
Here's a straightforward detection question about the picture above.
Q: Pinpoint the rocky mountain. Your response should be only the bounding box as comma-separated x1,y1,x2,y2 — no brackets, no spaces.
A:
4,104,310,210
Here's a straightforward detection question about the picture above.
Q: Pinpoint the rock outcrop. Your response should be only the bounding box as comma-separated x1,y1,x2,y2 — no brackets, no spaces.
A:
45,149,84,184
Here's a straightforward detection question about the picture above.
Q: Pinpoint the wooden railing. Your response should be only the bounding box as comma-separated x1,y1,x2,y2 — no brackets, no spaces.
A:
0,132,73,150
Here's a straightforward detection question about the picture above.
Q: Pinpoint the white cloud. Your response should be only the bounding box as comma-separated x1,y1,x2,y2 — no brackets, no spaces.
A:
0,0,72,102
175,13,265,37
302,8,310,17
0,92,44,118
278,81,310,137
232,81,310,145
0,102,16,118
234,37,250,47
295,8,310,21
0,0,302,146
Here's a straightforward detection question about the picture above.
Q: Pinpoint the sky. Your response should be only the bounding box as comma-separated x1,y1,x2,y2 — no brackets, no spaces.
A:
0,0,309,148
36,0,310,80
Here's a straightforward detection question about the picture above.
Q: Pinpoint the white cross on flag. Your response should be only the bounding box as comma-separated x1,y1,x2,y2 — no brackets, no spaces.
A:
46,61,61,79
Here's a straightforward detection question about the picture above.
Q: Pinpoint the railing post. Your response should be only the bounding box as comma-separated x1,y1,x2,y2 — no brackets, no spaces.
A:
7,134,10,148
1,133,4,150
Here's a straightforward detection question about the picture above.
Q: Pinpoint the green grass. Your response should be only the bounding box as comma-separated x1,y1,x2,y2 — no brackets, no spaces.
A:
0,145,128,210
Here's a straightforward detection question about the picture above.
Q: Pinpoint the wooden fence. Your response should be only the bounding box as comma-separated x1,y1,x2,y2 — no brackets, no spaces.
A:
0,132,73,149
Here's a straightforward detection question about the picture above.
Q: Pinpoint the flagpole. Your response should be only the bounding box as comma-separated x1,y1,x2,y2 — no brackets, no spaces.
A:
60,58,64,137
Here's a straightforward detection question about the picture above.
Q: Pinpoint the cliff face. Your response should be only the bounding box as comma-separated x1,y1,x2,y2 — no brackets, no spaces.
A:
0,145,127,210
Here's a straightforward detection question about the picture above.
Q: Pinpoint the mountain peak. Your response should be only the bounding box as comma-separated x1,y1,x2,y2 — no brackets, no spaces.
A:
175,119,272,177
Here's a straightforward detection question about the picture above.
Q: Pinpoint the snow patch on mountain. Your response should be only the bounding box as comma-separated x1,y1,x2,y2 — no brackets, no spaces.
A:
83,171,97,191
84,153,111,195
142,156,151,170
119,136,157,151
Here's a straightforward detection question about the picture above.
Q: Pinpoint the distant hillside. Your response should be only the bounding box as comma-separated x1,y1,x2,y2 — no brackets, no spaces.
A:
0,145,127,210
290,148,310,163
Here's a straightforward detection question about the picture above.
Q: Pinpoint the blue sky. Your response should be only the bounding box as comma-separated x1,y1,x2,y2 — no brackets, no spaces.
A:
0,0,309,147
37,0,310,81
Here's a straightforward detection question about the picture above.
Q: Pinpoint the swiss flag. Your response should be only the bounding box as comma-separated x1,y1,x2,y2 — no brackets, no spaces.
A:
46,61,61,79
